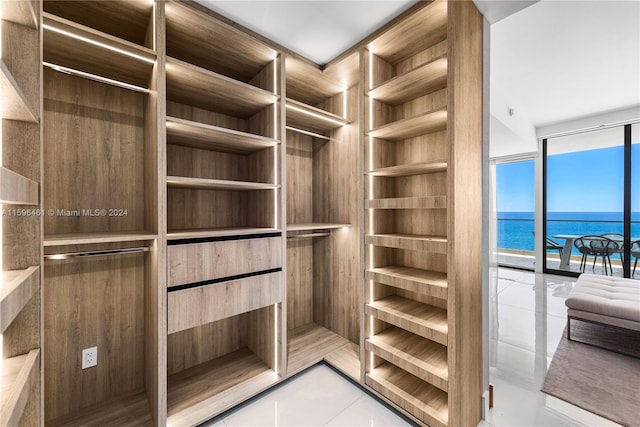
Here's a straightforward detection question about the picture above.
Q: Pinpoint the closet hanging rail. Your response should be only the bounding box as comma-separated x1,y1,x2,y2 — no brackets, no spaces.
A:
43,62,151,93
286,232,331,239
45,247,150,260
285,126,333,141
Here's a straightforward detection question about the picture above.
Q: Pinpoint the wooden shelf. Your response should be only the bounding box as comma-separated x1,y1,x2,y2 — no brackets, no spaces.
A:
0,267,40,333
0,167,39,205
369,55,448,105
287,323,354,376
366,161,447,178
43,232,157,247
366,196,446,210
368,0,448,64
285,55,354,106
0,61,38,122
366,265,447,300
167,116,279,155
167,176,279,191
368,108,447,141
366,362,448,427
366,326,448,392
166,57,278,118
167,348,278,426
46,392,152,427
287,223,350,232
43,13,156,88
167,227,281,241
365,295,448,345
0,349,40,427
286,99,349,132
365,233,447,253
1,0,38,29
325,342,360,382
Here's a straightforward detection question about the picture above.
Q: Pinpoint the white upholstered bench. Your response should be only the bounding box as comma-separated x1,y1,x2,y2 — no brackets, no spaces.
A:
565,274,640,344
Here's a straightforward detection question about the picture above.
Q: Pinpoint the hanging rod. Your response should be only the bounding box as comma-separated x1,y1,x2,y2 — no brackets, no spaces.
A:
287,232,331,239
43,62,151,93
45,247,150,260
285,126,333,141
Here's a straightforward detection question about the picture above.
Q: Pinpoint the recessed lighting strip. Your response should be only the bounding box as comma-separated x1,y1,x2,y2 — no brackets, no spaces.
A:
43,23,156,64
43,62,151,93
286,103,347,127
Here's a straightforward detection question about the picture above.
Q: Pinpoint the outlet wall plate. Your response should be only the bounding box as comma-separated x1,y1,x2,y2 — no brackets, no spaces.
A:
82,346,98,369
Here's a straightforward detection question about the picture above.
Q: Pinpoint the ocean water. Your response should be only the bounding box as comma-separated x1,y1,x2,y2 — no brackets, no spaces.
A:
498,212,640,256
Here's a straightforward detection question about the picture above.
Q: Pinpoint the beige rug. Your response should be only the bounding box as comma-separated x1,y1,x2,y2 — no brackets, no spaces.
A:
542,320,640,427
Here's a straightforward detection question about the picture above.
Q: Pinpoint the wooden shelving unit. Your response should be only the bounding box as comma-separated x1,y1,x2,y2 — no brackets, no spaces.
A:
0,166,39,205
0,267,40,333
0,349,41,427
43,232,157,247
0,61,39,122
364,1,483,425
44,393,152,427
167,227,280,241
167,176,279,191
286,98,349,133
287,223,350,232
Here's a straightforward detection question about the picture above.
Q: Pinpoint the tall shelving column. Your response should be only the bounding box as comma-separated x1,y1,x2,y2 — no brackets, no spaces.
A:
0,1,42,425
363,1,482,426
163,2,284,426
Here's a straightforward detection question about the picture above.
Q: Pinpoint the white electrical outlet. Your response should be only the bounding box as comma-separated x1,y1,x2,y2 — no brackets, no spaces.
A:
82,346,98,369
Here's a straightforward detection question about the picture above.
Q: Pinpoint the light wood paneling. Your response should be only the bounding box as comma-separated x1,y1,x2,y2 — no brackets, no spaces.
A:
0,60,38,122
366,265,447,300
0,349,40,427
285,57,344,106
366,326,448,391
287,223,350,232
366,295,448,345
367,161,447,177
368,108,447,141
286,240,313,330
43,13,156,88
324,342,360,381
366,233,447,253
168,272,283,334
168,236,281,287
46,392,153,427
286,323,352,376
366,362,448,427
43,232,156,247
0,267,40,333
167,116,279,154
167,227,279,240
286,99,349,133
0,166,39,205
1,0,38,28
43,254,146,422
167,176,279,191
366,196,446,210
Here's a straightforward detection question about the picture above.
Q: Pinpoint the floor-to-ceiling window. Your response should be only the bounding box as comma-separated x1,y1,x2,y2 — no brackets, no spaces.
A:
544,124,637,277
496,159,535,270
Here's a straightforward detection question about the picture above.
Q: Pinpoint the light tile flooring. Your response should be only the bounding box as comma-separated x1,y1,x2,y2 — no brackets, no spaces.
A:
204,267,622,427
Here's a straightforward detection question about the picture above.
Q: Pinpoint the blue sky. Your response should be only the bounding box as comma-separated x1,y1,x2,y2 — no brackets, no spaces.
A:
497,145,640,213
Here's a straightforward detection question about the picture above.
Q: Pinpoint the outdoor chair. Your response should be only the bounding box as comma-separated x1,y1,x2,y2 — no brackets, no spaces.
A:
574,235,618,275
532,231,563,258
601,233,624,263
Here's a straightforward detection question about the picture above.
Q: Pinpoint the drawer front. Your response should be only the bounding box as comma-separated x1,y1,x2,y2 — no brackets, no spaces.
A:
168,236,281,287
168,271,282,334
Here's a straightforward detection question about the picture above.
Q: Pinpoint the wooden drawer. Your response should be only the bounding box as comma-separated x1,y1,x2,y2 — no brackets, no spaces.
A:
168,236,281,287
168,271,282,334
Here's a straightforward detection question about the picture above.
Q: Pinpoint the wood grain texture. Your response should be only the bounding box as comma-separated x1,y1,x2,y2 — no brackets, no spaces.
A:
366,161,447,177
43,232,156,247
286,239,313,331
0,166,39,205
369,55,447,105
46,392,153,427
366,196,446,210
43,0,154,47
287,223,349,232
366,234,447,253
165,1,277,84
43,13,156,88
166,57,278,119
43,254,146,422
168,272,283,334
0,349,40,427
366,326,448,392
167,227,279,240
168,237,281,287
324,342,360,381
366,362,448,427
365,295,448,346
285,56,344,106
0,60,38,122
446,1,483,426
167,176,279,191
368,108,447,141
286,99,349,133
366,265,447,300
1,0,38,28
167,116,279,155
0,267,40,334
286,323,352,376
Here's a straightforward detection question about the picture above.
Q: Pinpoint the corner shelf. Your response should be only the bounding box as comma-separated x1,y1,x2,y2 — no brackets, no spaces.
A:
366,362,448,427
43,232,157,247
0,349,40,427
366,326,448,392
287,323,355,376
368,55,448,105
0,267,40,333
366,161,447,178
167,116,279,154
167,348,279,427
286,99,349,132
366,196,447,210
366,265,447,300
0,61,38,123
0,167,39,205
365,233,447,253
368,108,447,141
167,176,279,191
43,12,156,88
167,227,281,241
365,295,448,346
166,57,278,118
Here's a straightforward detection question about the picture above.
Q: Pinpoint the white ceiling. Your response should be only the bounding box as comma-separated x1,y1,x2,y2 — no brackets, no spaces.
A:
195,0,418,65
491,0,640,128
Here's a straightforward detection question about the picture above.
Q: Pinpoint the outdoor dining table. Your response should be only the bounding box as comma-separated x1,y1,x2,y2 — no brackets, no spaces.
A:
552,234,634,269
